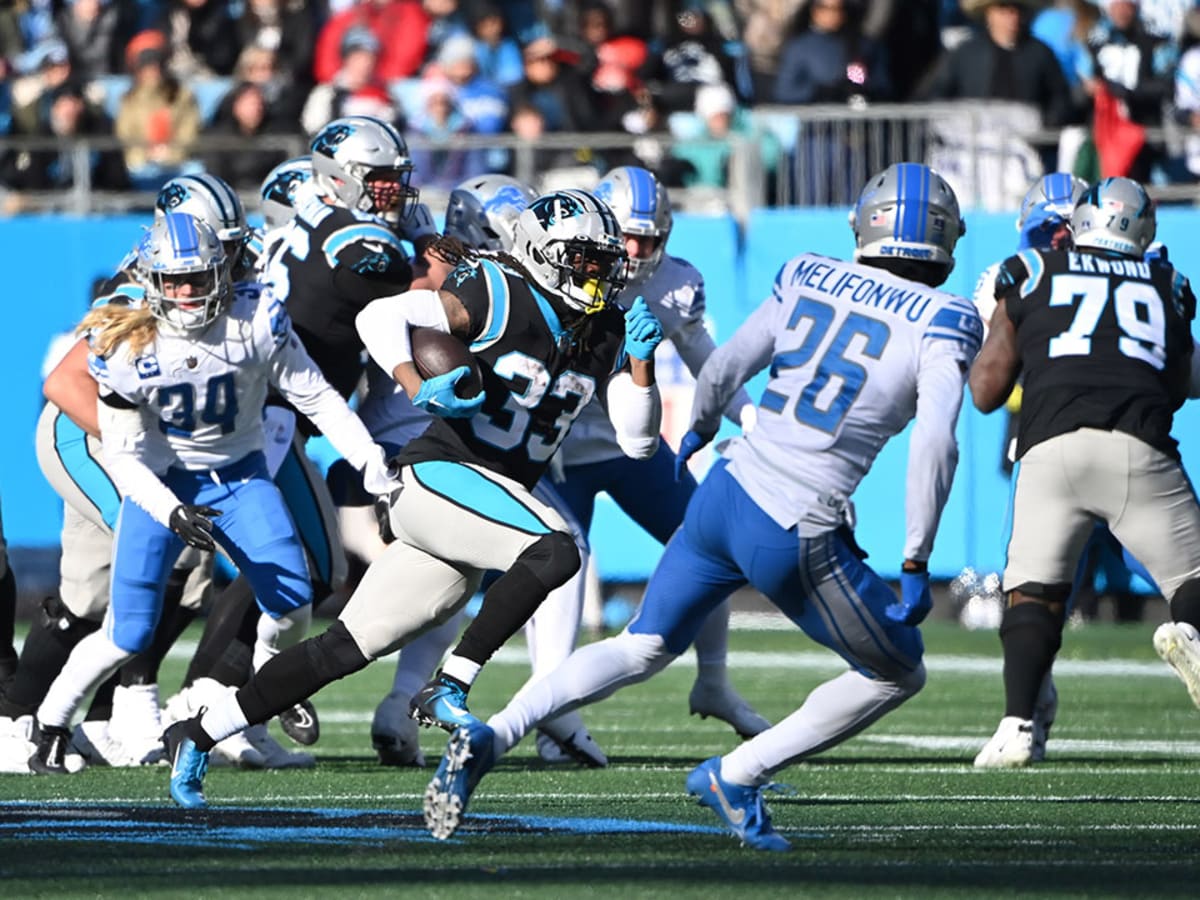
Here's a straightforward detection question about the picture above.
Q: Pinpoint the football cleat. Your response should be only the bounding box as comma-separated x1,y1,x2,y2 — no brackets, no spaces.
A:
164,720,209,809
372,691,425,767
29,721,72,775
973,716,1034,768
686,757,791,852
535,711,608,768
71,719,164,767
241,723,315,769
1030,674,1058,763
410,674,480,732
688,681,771,739
1154,621,1200,709
278,699,320,746
423,721,496,840
0,715,36,774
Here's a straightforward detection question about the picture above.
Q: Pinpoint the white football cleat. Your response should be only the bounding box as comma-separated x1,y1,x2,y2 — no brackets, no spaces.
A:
0,715,36,773
1154,621,1200,709
974,716,1034,768
688,681,771,739
1030,674,1057,763
372,691,425,767
536,711,607,768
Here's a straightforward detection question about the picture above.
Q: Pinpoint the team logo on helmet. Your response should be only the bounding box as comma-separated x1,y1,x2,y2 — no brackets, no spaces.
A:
264,170,307,206
486,184,531,216
530,193,585,229
157,182,189,210
312,123,355,156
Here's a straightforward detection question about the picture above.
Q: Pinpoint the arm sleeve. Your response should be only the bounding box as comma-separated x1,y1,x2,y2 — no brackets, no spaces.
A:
97,397,182,527
671,315,755,427
604,371,662,460
904,348,968,562
355,289,452,375
689,298,777,439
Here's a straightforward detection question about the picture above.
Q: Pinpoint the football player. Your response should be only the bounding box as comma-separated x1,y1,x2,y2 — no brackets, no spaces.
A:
422,163,982,850
970,176,1200,765
163,189,665,809
22,212,399,775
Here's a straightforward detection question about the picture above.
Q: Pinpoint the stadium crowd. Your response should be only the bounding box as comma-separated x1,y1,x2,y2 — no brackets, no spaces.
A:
4,1,1200,203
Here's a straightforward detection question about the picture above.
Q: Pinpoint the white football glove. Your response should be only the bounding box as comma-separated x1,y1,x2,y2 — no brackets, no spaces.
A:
360,446,402,496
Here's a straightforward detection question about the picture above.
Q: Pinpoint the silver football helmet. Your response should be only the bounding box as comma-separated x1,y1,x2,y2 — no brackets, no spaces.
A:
1016,172,1089,232
443,174,537,252
135,212,230,333
510,189,628,315
593,165,673,283
260,156,313,231
1070,176,1156,257
849,162,965,272
155,172,249,268
310,115,418,225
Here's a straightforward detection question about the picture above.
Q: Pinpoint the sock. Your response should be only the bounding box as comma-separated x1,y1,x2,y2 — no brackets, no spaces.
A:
390,612,462,700
197,696,250,750
183,576,257,687
439,657,481,688
524,569,584,679
252,606,312,671
37,628,132,729
692,599,731,686
452,564,547,666
1000,602,1063,720
0,565,17,668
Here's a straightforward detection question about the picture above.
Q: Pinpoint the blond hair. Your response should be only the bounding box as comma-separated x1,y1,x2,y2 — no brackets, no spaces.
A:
78,303,159,360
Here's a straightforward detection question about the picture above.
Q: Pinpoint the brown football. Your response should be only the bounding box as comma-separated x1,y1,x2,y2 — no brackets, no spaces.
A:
410,327,483,399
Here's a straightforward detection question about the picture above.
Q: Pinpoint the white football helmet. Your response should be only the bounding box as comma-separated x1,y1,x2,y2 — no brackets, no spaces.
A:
849,162,965,273
510,189,627,315
259,156,313,231
593,165,673,282
136,212,230,333
443,174,537,252
310,115,418,225
1070,176,1156,257
156,173,249,269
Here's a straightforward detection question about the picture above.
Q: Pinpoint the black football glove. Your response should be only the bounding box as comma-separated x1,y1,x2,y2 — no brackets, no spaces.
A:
169,504,222,551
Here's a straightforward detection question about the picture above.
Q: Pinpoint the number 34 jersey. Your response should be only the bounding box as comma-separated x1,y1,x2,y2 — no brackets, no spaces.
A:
89,282,330,474
996,248,1197,460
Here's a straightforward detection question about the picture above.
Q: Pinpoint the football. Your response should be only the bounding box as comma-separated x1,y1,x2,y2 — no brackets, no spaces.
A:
410,327,483,399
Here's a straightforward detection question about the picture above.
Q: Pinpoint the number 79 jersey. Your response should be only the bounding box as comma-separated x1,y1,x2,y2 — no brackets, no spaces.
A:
996,248,1196,460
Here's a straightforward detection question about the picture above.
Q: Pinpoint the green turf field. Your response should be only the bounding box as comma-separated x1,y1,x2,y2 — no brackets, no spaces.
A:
1,620,1198,899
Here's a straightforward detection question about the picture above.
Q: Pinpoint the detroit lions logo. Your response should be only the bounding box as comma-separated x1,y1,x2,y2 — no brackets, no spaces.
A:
312,124,354,156
484,185,531,218
157,183,189,210
530,193,585,229
592,181,614,205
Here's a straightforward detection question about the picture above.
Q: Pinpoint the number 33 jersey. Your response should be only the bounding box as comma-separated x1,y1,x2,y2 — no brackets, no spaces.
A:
88,282,327,474
996,248,1197,460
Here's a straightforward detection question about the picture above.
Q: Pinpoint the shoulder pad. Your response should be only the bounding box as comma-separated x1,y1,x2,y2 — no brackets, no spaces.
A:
321,223,407,271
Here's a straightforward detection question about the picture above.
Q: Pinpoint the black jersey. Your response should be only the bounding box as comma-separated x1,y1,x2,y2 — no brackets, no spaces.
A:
265,187,414,400
396,257,628,488
996,248,1196,460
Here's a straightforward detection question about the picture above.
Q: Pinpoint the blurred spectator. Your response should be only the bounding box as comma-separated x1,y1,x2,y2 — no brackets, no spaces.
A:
422,0,471,66
302,25,401,134
921,1,1075,128
159,0,242,80
1,59,11,137
14,0,57,54
1,81,128,193
54,0,124,81
638,6,741,114
232,44,304,128
735,0,807,102
429,33,507,170
408,76,476,190
314,0,429,84
236,0,315,89
774,0,890,104
1173,9,1200,178
470,1,523,87
507,35,594,133
1034,0,1103,92
0,6,24,64
1138,0,1192,41
669,81,781,187
114,31,201,188
9,39,75,135
204,82,284,188
506,100,586,180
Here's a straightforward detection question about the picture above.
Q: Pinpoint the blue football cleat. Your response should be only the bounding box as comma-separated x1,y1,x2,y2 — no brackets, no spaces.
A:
409,674,481,732
686,756,791,852
164,720,210,809
423,721,496,840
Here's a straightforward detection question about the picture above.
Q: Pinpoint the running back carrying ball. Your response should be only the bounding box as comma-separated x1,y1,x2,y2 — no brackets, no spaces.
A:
410,327,483,399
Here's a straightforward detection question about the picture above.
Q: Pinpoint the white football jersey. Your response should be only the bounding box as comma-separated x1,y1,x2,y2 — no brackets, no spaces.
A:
971,261,1001,337
90,282,327,473
694,253,982,554
560,254,749,467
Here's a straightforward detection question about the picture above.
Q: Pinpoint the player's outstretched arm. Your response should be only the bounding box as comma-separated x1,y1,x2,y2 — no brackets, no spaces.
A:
689,299,776,441
969,299,1022,413
44,338,101,437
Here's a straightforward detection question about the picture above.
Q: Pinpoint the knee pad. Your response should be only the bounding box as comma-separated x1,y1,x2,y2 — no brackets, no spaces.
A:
615,629,675,676
517,531,580,592
1170,578,1200,631
895,662,927,698
109,612,158,655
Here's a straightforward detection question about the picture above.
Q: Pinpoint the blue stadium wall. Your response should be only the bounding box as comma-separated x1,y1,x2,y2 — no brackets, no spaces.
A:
3,209,1198,586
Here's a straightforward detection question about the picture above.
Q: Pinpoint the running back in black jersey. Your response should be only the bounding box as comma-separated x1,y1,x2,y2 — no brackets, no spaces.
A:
264,185,415,400
995,247,1196,460
396,257,628,488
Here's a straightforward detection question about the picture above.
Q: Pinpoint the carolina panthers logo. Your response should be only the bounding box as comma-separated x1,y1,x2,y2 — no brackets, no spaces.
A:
263,170,308,206
484,185,530,217
530,193,585,229
351,252,392,275
312,124,354,156
157,183,189,210
449,261,481,287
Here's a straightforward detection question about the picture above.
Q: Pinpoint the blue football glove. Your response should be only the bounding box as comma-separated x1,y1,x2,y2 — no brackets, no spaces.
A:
624,296,664,362
674,429,710,482
412,366,485,419
886,570,933,626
